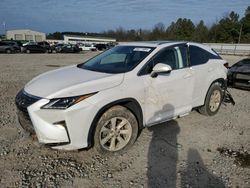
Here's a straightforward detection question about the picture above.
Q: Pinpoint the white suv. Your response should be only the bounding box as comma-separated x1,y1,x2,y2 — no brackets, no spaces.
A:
78,43,97,51
16,41,231,153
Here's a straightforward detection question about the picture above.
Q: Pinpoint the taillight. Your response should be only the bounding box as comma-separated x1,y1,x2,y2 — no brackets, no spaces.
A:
224,62,229,68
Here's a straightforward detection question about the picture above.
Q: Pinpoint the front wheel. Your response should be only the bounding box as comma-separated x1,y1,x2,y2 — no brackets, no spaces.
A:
6,49,11,54
94,105,138,154
198,83,223,116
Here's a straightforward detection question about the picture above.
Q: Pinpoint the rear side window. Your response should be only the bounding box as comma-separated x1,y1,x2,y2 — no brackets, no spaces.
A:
189,46,221,66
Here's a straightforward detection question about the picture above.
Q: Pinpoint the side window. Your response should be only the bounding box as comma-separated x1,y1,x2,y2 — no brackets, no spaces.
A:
139,45,188,75
189,45,221,66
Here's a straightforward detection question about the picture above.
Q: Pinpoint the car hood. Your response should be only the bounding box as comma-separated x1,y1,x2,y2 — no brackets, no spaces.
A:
229,65,250,73
24,65,124,98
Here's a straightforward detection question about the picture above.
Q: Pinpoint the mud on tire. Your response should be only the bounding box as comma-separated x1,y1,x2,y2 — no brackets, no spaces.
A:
94,105,138,154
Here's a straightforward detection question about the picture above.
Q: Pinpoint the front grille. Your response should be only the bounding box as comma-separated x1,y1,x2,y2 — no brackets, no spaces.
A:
15,89,41,112
15,89,41,134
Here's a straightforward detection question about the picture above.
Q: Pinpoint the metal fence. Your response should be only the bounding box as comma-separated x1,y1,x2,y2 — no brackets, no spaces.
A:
205,43,250,56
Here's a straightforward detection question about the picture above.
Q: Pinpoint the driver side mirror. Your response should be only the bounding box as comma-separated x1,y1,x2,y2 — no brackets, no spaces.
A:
150,63,172,78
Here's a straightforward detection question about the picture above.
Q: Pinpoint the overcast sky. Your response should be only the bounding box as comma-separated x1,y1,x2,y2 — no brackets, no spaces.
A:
0,0,249,34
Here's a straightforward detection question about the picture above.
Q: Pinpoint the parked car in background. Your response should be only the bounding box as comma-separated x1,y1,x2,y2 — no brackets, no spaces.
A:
37,41,56,53
2,40,22,52
228,58,250,89
15,41,234,154
23,44,47,53
23,41,37,46
60,44,81,53
0,41,16,53
52,43,64,53
94,43,107,51
78,43,97,51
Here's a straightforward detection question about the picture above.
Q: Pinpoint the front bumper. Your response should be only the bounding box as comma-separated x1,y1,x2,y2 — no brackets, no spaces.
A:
16,108,35,134
15,90,98,150
229,73,250,89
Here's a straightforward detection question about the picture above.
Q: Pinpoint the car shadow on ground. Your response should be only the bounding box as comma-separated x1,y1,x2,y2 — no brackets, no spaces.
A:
147,104,225,188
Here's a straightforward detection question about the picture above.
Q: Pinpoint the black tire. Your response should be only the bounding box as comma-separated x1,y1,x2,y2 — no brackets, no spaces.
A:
198,83,223,116
94,105,138,154
6,49,11,54
26,50,30,54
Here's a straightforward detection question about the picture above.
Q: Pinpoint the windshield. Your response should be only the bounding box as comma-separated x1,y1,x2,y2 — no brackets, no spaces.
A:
233,59,250,67
78,46,155,73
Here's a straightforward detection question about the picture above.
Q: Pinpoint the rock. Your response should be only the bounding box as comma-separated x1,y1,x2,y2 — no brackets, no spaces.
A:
108,173,112,178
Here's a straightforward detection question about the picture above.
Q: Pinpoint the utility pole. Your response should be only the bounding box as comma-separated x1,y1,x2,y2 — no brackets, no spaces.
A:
238,24,243,44
3,21,6,38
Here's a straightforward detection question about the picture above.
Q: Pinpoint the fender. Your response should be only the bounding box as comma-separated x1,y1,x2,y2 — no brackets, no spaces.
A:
203,78,227,104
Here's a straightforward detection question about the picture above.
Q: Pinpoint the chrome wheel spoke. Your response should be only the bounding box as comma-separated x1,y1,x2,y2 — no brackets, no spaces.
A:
101,134,112,145
117,119,127,130
111,117,117,130
109,137,116,150
117,135,125,144
101,126,110,133
120,129,130,135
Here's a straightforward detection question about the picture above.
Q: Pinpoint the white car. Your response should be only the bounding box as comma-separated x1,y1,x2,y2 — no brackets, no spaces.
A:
16,41,233,153
78,43,97,51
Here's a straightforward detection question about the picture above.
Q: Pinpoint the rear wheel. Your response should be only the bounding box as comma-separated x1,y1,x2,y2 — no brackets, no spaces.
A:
198,83,223,116
94,105,138,154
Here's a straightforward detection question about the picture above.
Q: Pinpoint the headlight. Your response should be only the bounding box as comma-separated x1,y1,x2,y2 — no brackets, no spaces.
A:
41,92,97,109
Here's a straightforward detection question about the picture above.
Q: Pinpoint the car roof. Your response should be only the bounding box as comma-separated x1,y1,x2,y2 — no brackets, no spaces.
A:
119,41,218,56
119,41,187,47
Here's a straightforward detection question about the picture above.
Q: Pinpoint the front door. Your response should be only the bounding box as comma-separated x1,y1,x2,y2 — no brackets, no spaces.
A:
141,45,194,125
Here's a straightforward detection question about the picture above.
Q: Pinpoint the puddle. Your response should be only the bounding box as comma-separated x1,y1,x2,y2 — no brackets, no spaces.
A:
217,147,250,168
46,65,61,67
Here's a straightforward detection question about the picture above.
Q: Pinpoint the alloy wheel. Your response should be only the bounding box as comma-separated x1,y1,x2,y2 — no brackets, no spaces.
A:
99,117,132,151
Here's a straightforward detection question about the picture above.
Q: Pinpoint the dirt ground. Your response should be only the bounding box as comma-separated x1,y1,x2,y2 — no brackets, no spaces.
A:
0,52,249,188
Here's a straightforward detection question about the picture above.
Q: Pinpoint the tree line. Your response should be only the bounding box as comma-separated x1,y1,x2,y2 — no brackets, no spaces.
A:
47,6,250,43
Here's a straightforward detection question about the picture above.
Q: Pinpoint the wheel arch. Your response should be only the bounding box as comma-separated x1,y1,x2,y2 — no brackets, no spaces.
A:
87,98,143,147
203,78,226,105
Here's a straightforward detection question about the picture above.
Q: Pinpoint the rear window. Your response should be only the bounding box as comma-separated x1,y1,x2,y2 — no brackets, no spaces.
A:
189,46,221,66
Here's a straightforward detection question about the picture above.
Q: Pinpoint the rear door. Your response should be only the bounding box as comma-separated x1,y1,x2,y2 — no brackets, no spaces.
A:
188,44,222,107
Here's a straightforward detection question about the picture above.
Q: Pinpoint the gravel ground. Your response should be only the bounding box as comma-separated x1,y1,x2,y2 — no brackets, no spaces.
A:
0,52,249,188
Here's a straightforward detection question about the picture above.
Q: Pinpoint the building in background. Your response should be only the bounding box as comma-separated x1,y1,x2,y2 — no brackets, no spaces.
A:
6,29,46,42
46,39,64,45
64,35,116,44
